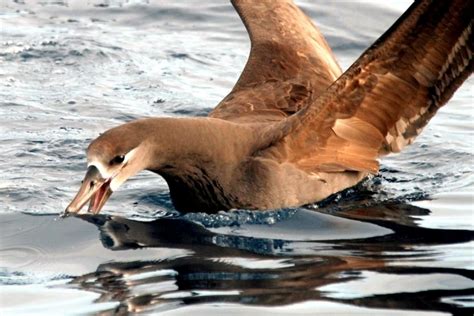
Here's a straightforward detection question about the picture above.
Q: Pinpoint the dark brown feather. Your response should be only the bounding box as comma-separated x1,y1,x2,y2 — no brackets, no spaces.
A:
261,0,473,173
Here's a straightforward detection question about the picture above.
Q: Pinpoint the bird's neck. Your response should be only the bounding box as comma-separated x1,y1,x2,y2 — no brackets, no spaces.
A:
141,117,254,169
137,117,262,212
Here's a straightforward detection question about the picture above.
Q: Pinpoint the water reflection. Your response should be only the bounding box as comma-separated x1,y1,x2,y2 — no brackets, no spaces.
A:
71,201,473,314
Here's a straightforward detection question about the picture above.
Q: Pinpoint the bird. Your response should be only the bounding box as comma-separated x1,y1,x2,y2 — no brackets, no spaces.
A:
65,0,473,215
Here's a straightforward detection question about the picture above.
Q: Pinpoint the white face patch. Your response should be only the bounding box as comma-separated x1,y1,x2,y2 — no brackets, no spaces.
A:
87,147,140,180
123,147,139,165
87,161,112,179
109,174,122,192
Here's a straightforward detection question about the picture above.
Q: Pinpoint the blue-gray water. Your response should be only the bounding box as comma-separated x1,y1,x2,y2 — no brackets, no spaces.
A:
0,0,473,315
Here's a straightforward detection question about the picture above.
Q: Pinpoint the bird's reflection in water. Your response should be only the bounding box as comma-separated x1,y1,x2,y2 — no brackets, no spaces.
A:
71,200,473,315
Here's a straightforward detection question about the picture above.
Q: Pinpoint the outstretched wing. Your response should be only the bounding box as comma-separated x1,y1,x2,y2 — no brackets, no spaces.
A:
261,0,473,173
209,0,341,123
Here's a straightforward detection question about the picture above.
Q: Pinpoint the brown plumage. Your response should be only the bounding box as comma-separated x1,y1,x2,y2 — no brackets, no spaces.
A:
65,0,473,215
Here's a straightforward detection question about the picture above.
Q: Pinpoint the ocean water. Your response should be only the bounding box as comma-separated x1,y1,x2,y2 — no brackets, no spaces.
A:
0,0,473,315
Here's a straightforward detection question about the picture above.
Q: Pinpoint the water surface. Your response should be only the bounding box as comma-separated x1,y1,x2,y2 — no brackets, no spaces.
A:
0,0,473,315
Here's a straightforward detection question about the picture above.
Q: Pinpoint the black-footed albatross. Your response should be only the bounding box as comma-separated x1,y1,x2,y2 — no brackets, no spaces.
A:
65,0,473,215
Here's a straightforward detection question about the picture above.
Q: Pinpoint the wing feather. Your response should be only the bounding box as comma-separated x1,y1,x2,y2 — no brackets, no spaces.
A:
209,0,341,123
260,0,473,172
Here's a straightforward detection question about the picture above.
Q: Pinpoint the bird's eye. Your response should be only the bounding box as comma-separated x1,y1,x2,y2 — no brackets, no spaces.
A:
110,155,125,165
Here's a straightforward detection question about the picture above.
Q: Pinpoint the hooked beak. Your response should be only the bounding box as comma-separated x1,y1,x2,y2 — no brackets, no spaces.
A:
65,165,113,215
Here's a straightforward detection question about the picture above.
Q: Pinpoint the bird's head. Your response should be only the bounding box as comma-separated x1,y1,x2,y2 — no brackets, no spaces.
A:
65,122,151,215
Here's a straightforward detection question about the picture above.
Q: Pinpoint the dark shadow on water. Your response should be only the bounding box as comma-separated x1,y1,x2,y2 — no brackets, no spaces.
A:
68,200,474,315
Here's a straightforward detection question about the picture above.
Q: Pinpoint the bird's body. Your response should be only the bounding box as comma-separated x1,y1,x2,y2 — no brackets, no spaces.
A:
87,117,367,213
66,0,473,215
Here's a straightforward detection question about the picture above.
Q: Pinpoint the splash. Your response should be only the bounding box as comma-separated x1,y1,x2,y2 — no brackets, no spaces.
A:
182,209,298,228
